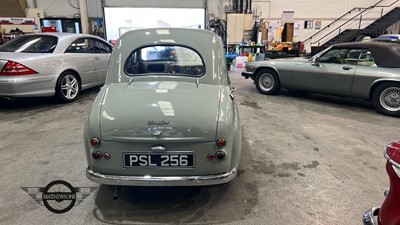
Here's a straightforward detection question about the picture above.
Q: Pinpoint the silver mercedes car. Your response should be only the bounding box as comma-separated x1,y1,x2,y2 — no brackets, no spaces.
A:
84,28,241,188
0,33,112,102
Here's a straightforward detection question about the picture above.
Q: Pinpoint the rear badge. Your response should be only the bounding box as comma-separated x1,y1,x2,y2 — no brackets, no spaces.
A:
151,130,163,136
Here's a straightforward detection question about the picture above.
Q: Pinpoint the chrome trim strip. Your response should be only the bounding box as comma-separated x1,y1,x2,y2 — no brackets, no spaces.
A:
110,136,208,142
362,207,380,225
86,167,237,186
384,142,400,169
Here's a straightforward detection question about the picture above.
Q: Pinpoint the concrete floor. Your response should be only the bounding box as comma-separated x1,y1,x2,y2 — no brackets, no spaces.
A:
0,68,399,225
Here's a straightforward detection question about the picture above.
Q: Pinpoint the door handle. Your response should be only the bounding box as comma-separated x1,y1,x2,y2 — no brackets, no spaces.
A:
342,66,353,70
94,57,101,61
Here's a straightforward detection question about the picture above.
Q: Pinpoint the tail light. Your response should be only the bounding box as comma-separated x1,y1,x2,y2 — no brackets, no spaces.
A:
216,151,226,160
90,137,101,147
103,152,111,160
216,138,226,148
207,153,215,161
0,61,38,76
92,151,102,160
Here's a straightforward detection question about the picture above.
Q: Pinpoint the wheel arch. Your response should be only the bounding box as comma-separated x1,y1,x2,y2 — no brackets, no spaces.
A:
254,66,281,81
369,79,400,100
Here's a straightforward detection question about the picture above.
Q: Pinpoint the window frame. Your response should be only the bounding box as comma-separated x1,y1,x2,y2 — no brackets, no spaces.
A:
124,43,206,77
318,47,376,66
65,38,112,54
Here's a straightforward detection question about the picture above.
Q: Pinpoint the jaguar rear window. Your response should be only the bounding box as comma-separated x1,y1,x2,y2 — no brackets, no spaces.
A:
125,45,204,77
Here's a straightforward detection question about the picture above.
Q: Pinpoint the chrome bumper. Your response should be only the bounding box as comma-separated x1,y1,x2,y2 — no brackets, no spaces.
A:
86,167,237,186
362,207,380,225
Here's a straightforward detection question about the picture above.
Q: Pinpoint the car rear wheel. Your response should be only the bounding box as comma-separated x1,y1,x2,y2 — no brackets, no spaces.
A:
55,72,81,103
372,82,400,117
255,69,280,94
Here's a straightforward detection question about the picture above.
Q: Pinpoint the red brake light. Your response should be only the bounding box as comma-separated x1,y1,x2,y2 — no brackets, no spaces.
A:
0,61,38,76
207,153,215,160
216,138,226,148
90,137,101,147
103,152,111,160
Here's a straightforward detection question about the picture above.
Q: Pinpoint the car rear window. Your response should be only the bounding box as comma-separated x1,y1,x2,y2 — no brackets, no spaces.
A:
0,35,58,53
125,45,205,77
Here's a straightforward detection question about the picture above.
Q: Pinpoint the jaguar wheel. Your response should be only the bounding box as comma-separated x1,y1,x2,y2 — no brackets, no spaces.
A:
56,71,81,103
255,69,281,95
372,82,400,117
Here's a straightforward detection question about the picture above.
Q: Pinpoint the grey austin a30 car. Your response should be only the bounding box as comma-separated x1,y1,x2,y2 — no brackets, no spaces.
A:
242,42,400,117
84,28,241,186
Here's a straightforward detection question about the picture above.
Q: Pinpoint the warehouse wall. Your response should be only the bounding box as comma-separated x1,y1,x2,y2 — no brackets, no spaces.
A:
26,0,101,18
248,0,378,19
219,0,399,46
26,0,386,21
25,0,398,47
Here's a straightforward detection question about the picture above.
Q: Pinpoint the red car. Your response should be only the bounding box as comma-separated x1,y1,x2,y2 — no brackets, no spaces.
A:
363,141,400,225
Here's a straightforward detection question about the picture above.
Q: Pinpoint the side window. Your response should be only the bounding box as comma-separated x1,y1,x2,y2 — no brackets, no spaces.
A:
358,50,376,66
98,41,112,53
66,38,112,54
319,48,349,64
319,48,359,64
342,49,362,65
87,39,112,54
65,38,87,53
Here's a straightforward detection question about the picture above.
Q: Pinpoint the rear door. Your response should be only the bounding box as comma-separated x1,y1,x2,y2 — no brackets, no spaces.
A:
292,48,359,94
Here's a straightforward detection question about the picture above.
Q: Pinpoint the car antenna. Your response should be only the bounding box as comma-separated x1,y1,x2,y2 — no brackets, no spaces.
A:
196,78,200,88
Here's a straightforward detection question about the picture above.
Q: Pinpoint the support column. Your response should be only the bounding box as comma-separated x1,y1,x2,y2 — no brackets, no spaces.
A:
79,0,89,34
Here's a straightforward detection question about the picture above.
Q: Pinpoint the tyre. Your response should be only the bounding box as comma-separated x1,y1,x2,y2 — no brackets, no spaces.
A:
372,82,400,117
255,69,281,95
55,71,81,103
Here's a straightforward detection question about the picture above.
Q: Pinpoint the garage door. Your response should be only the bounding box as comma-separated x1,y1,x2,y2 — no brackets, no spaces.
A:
104,0,206,41
104,0,205,8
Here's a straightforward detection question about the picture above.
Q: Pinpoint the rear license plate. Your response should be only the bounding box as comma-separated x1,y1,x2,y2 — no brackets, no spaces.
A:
123,153,194,168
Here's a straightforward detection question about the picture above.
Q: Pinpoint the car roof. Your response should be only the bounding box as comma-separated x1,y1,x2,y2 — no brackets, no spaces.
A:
23,32,106,42
331,42,400,68
21,33,110,53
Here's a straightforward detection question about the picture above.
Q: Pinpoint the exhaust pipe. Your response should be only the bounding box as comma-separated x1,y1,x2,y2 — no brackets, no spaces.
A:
113,186,121,200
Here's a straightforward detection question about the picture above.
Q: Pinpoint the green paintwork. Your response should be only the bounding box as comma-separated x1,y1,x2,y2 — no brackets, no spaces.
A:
244,54,400,100
84,28,241,181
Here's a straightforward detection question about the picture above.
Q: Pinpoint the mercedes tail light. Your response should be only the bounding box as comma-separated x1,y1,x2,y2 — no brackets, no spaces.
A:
0,61,38,76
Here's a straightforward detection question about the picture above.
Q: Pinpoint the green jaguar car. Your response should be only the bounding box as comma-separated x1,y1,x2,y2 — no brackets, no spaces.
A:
242,42,400,117
84,28,241,187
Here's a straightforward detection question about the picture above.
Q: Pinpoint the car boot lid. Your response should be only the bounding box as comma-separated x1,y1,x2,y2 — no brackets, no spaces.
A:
98,81,221,142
